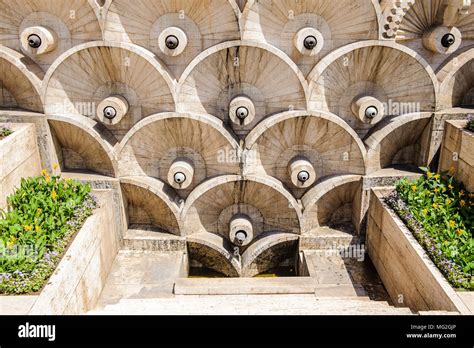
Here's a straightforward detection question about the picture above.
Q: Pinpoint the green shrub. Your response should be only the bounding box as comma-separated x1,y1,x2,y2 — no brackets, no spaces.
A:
467,115,474,133
0,127,13,138
386,168,474,290
0,170,97,294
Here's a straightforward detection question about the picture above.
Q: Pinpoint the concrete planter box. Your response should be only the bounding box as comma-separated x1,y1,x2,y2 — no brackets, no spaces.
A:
0,190,119,315
0,123,41,209
367,189,471,314
439,120,474,191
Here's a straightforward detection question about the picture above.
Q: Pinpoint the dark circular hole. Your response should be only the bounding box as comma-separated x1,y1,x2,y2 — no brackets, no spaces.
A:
165,35,179,50
365,106,378,119
303,35,317,50
103,106,117,119
441,33,456,48
297,170,310,183
174,172,186,184
236,106,249,120
27,34,42,48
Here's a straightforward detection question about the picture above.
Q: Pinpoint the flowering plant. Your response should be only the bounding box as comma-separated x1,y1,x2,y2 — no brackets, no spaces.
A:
467,115,474,133
0,126,13,138
385,168,473,290
0,169,97,294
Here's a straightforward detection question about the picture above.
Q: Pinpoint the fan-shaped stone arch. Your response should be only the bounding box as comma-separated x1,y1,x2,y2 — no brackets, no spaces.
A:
438,48,474,109
177,41,308,137
182,175,302,239
103,0,241,79
365,113,433,173
241,232,299,277
48,115,116,176
301,175,362,234
308,41,437,138
394,0,474,70
120,176,181,236
245,111,366,198
183,175,301,277
43,42,175,142
117,112,240,197
187,233,241,277
0,47,43,112
0,0,102,71
242,0,380,76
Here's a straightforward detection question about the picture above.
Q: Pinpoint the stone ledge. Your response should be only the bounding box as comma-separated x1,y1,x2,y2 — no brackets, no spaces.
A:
439,120,474,191
367,188,471,314
0,123,41,209
26,190,120,315
174,277,316,295
123,226,186,252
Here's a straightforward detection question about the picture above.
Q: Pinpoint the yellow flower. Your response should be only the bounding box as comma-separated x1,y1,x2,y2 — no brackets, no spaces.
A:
422,208,428,215
41,169,48,177
36,208,43,216
35,225,41,233
456,229,464,236
459,190,465,197
6,235,16,249
448,184,454,190
432,203,439,209
426,171,433,178
24,225,33,232
411,185,417,192
449,220,456,228
460,200,466,207
434,174,440,180
66,178,72,185
53,163,59,170
51,190,57,200
434,188,440,193
445,198,452,205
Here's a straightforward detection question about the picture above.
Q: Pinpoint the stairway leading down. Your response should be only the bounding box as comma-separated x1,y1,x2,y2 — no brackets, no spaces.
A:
88,225,415,315
89,295,413,315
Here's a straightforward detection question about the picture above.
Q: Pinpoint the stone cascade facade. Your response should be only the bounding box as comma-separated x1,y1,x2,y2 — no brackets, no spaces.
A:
0,0,473,277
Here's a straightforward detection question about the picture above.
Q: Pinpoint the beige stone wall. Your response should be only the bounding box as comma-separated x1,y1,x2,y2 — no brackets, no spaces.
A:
28,190,120,315
0,0,473,280
439,120,474,191
367,189,470,313
0,123,41,209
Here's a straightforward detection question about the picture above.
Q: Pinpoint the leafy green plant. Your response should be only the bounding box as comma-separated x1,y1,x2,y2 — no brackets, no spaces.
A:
0,127,13,139
386,168,474,290
0,170,97,294
467,115,474,133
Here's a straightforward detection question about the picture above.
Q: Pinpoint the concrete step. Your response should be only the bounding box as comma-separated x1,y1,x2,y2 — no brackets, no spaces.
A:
122,226,186,252
175,277,314,295
88,295,414,315
95,250,186,308
300,227,359,250
174,277,368,297
418,311,460,315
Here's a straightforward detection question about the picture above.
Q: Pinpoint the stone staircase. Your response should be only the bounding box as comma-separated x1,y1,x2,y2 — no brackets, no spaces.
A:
89,294,414,315
123,225,186,252
88,227,417,315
